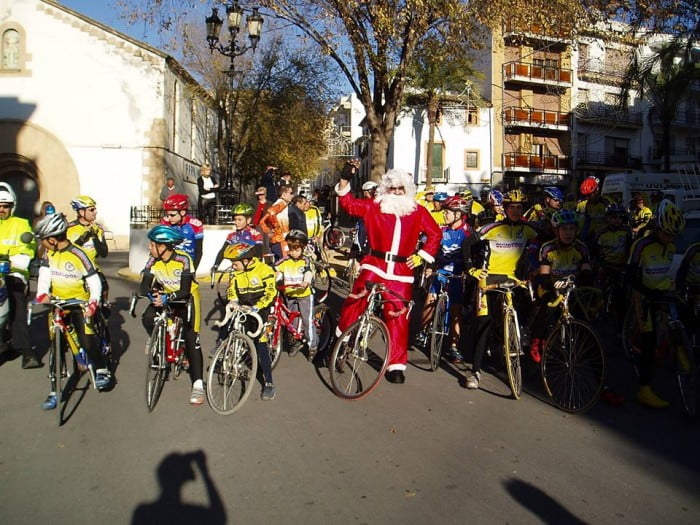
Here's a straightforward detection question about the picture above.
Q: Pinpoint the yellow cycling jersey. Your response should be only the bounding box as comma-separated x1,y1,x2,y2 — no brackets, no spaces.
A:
66,221,107,267
142,250,201,332
479,220,539,278
539,239,590,278
0,216,36,279
627,236,675,292
677,242,700,287
430,208,445,227
305,205,324,239
41,243,97,301
275,256,312,298
471,201,485,216
596,226,632,266
227,257,276,310
576,197,611,239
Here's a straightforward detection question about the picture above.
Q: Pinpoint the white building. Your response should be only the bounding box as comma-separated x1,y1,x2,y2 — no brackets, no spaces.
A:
0,0,216,248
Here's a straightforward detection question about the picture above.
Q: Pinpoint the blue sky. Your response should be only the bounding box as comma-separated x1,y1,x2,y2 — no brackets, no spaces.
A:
59,1,159,45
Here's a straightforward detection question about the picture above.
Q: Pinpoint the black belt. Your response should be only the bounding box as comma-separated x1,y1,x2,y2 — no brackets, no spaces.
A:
369,249,409,263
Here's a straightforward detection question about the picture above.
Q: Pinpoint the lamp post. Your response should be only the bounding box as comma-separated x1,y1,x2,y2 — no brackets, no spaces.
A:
205,2,263,205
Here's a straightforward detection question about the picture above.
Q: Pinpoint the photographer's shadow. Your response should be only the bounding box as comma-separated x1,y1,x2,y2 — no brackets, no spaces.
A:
131,450,226,525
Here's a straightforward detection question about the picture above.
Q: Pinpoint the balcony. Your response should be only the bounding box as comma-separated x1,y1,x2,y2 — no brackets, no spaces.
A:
503,61,572,87
503,106,570,131
578,65,625,87
503,153,570,174
576,151,642,169
650,111,700,129
575,103,643,128
502,21,569,43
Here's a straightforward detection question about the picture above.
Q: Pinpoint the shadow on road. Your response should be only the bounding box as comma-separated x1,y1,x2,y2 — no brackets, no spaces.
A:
108,295,132,374
503,478,587,524
131,450,226,525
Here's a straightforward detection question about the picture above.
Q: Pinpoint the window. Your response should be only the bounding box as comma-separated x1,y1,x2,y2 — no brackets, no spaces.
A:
425,142,446,182
464,150,479,169
0,25,26,73
466,108,478,126
605,136,629,166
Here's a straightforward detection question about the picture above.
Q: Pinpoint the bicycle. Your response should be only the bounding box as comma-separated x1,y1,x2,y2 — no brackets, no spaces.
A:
207,305,263,415
540,276,605,413
28,298,113,425
328,281,413,400
322,215,346,254
622,291,697,417
129,293,191,412
426,269,463,371
264,284,335,364
305,240,332,304
480,278,531,399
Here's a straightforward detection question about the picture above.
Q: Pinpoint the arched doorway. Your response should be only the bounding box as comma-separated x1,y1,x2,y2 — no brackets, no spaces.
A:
0,153,39,221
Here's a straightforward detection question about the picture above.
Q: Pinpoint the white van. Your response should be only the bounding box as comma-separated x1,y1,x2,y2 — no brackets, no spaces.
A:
601,170,700,212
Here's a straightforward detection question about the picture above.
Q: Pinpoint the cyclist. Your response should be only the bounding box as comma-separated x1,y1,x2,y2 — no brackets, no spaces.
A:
626,199,685,408
476,189,505,227
0,183,41,368
524,186,563,223
140,225,204,406
34,213,109,410
628,194,653,238
275,230,317,359
210,204,263,273
463,189,484,222
467,189,538,389
67,195,109,307
530,210,593,362
161,194,204,269
224,238,277,400
594,202,632,328
576,176,611,246
418,196,480,363
260,184,293,261
431,191,449,226
416,184,436,210
304,196,324,248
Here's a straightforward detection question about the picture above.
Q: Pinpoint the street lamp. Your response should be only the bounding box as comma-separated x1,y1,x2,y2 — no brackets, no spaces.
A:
205,2,264,205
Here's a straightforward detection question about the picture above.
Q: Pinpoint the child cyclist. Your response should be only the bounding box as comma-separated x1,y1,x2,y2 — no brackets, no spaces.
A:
275,230,317,360
33,213,110,410
140,225,205,406
210,203,263,273
224,239,278,400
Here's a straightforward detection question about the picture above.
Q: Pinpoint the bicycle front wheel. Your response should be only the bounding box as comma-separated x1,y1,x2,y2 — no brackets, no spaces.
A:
504,309,523,399
207,332,257,415
541,320,605,413
145,321,168,412
329,316,390,400
429,295,448,371
324,226,346,252
313,304,335,352
52,326,65,426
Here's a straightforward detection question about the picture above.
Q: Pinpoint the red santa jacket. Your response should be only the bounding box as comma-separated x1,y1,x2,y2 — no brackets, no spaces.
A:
337,184,441,283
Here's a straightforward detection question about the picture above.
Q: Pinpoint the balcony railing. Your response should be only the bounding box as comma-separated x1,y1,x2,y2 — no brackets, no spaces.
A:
648,147,700,162
503,106,570,129
503,61,572,86
575,104,643,128
502,21,569,41
650,112,700,128
503,153,570,173
576,151,642,169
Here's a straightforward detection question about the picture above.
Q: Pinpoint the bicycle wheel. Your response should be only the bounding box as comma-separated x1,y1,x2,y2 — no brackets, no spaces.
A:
145,321,168,412
541,320,605,413
265,319,282,370
674,326,697,418
52,326,65,426
288,314,304,357
504,309,523,399
313,304,335,352
313,264,331,304
324,226,346,252
429,295,448,371
207,332,257,415
94,313,113,372
329,315,390,400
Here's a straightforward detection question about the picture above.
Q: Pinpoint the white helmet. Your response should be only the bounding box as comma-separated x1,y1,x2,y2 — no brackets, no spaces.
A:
0,182,16,207
34,213,68,239
362,181,378,191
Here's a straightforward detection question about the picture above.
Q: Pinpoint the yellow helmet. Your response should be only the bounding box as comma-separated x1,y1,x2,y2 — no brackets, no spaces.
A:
71,195,97,210
502,189,527,204
656,199,685,235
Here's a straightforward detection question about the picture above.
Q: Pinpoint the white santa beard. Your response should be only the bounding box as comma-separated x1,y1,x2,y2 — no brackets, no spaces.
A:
376,193,417,217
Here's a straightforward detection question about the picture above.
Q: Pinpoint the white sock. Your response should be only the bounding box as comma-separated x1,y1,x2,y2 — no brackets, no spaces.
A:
193,379,203,390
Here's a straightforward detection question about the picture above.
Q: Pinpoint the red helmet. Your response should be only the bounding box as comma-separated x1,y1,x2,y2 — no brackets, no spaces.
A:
163,194,189,211
443,196,470,214
579,176,600,196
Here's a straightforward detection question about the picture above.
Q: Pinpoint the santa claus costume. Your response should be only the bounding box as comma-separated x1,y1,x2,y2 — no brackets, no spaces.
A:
335,169,441,382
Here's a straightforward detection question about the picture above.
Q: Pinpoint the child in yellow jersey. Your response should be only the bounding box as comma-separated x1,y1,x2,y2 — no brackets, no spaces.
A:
224,239,277,400
33,213,109,411
139,225,204,406
275,230,317,360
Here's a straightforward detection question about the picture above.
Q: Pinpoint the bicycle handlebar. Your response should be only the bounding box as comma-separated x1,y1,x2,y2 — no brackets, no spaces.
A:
214,304,264,338
128,293,189,318
27,298,88,324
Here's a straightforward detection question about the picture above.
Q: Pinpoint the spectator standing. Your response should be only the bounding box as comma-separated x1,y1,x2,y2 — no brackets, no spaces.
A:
260,166,278,203
159,176,184,203
287,195,308,234
278,171,294,195
260,185,293,261
196,164,219,224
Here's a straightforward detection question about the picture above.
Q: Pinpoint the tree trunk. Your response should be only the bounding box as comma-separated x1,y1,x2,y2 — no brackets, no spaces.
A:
368,130,390,181
662,118,672,173
426,95,439,187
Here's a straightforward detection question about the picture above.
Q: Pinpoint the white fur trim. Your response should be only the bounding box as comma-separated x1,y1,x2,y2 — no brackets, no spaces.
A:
334,182,351,197
360,263,414,283
417,249,434,264
387,363,407,371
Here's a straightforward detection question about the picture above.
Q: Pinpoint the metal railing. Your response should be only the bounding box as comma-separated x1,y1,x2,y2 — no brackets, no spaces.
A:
503,152,570,172
503,61,572,85
503,106,570,128
575,151,642,169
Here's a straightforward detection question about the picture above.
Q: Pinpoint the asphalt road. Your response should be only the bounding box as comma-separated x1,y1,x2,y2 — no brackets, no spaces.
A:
0,252,698,524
